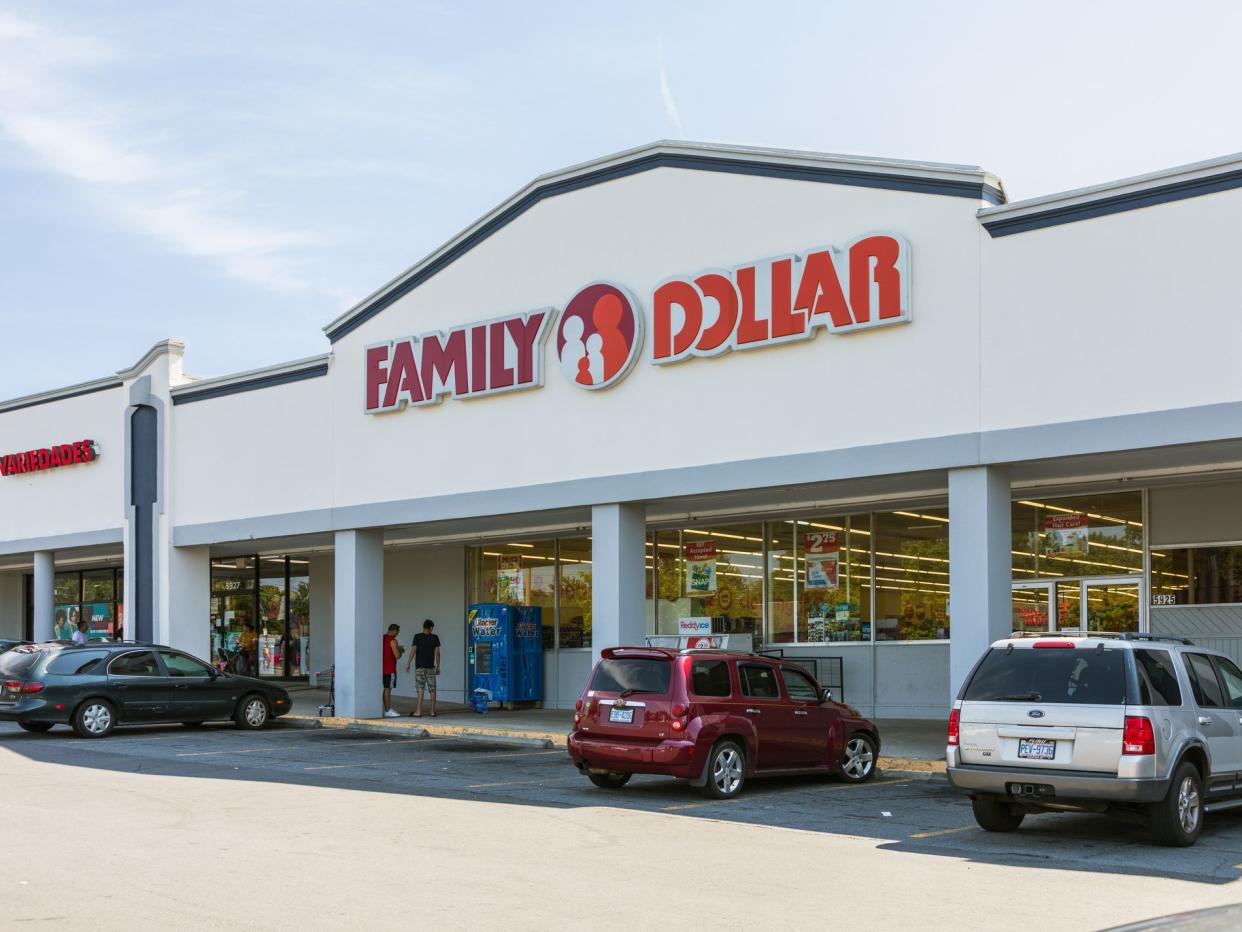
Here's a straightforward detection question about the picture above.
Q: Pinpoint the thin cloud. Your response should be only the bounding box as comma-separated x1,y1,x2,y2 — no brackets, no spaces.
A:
657,37,685,138
0,10,331,296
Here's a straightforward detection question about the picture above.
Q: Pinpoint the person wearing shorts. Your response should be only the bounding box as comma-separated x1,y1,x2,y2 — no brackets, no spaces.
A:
382,624,402,718
405,619,441,717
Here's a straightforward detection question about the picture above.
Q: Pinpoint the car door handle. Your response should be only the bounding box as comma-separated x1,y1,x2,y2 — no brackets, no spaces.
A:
745,708,762,715
174,684,189,690
794,709,809,716
1198,715,1213,725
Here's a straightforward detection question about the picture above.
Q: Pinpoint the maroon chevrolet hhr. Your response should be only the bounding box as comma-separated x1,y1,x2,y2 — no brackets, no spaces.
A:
568,647,881,798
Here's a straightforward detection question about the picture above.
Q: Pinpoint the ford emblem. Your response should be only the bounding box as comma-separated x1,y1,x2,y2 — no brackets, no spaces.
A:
1028,710,1044,718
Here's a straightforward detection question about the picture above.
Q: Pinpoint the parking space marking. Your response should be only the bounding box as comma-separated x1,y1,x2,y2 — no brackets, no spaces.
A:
303,764,355,771
175,737,430,756
658,778,914,812
910,825,976,839
466,778,579,789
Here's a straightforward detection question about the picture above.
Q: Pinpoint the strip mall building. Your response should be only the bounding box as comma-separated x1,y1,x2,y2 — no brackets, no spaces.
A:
4,141,1242,719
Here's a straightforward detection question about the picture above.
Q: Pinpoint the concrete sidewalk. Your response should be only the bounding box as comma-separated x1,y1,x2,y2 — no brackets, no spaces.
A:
283,686,947,768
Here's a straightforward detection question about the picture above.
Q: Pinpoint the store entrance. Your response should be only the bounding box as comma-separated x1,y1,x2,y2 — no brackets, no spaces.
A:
210,555,311,679
1010,577,1141,634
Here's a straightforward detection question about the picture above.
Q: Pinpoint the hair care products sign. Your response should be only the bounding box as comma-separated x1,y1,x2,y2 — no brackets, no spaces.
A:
804,531,840,589
684,541,717,596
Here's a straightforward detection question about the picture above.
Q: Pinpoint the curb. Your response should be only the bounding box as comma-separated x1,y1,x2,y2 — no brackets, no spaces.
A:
284,714,564,747
881,756,947,774
450,732,555,749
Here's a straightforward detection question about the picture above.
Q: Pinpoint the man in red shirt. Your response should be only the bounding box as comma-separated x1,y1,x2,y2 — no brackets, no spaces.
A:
382,624,403,718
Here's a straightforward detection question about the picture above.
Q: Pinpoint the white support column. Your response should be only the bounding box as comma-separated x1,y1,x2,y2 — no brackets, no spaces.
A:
948,465,1012,703
33,551,55,642
309,553,335,685
590,503,647,665
334,529,384,718
166,546,210,659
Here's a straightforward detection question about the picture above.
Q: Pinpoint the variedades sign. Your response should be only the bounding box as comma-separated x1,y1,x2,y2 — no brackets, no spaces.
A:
364,231,908,415
0,439,98,477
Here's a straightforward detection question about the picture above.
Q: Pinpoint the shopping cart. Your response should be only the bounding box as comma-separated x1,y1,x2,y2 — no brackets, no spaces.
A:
316,666,335,717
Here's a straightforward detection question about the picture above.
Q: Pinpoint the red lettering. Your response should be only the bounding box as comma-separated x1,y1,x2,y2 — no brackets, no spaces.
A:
49,446,62,467
0,455,9,476
653,280,702,361
420,329,469,399
72,442,84,464
488,321,514,390
795,249,852,329
16,452,27,472
504,312,547,386
59,444,73,465
82,440,96,462
849,235,904,324
693,274,737,353
383,340,423,408
365,344,390,412
734,266,769,346
37,448,51,469
470,324,487,393
768,258,803,339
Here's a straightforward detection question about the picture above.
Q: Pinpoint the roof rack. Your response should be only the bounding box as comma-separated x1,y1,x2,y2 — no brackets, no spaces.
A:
1009,630,1122,639
1120,632,1194,646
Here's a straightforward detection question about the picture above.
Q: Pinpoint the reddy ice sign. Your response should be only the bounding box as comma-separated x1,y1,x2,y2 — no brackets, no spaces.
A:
364,233,910,412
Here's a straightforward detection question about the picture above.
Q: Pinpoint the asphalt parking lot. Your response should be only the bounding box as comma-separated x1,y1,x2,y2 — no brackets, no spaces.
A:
7,718,1242,888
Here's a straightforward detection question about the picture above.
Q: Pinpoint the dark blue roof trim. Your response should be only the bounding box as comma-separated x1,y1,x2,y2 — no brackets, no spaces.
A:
0,379,121,414
327,152,1003,342
172,363,328,406
983,167,1242,237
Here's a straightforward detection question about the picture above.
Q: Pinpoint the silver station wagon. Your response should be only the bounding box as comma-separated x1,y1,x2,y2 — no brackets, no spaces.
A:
947,632,1242,846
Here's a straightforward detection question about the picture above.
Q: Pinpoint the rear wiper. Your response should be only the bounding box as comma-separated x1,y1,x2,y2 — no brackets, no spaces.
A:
619,688,653,697
993,692,1042,702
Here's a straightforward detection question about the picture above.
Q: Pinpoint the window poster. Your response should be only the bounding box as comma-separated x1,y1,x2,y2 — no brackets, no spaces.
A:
497,555,525,603
1044,513,1090,556
804,531,840,590
684,541,717,596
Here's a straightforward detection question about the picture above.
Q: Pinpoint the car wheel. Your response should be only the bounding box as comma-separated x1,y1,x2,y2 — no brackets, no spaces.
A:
234,694,270,730
18,722,53,734
1150,761,1204,847
588,772,631,789
700,740,746,799
972,797,1025,832
73,699,116,739
181,721,205,728
839,732,878,783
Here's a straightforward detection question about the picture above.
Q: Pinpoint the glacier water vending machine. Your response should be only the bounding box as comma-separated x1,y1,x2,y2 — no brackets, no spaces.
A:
467,603,543,710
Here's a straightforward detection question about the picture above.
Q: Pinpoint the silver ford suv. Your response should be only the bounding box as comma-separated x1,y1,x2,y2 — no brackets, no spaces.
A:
947,631,1242,846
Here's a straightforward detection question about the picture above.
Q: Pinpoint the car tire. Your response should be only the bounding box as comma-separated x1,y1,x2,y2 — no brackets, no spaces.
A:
18,722,53,734
588,773,631,789
1150,761,1204,847
234,694,270,730
972,797,1025,832
839,732,878,783
72,699,116,739
700,740,746,799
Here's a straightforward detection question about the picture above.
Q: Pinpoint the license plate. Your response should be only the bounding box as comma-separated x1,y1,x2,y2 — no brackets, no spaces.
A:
608,707,635,724
1018,738,1056,760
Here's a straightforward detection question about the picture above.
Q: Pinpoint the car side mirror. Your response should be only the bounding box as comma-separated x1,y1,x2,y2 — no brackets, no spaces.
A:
821,688,833,703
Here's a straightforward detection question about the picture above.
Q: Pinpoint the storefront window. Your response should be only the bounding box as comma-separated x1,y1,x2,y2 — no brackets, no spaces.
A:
874,509,949,640
212,558,256,674
676,524,763,639
558,538,591,649
209,556,309,677
258,558,287,676
649,531,684,635
795,515,872,643
1151,546,1242,605
288,562,311,675
1012,492,1143,580
766,522,794,643
466,542,556,648
51,568,122,641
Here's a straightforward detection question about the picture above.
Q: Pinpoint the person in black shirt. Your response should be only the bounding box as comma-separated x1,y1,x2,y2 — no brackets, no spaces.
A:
404,618,441,717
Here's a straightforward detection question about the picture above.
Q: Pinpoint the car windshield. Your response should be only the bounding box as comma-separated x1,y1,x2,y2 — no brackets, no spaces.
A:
0,648,45,676
963,647,1127,705
590,658,671,695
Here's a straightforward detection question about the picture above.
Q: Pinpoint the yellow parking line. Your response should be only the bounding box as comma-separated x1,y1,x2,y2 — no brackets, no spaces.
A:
467,778,576,789
660,778,913,811
303,764,354,771
911,825,976,839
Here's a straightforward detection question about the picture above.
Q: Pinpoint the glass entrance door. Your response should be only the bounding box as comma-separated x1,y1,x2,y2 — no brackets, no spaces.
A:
1083,578,1141,633
1011,583,1052,633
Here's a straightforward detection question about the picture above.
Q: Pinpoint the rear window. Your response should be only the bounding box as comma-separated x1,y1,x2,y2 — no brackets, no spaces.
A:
690,660,731,697
963,647,1127,705
0,648,45,676
590,658,671,695
47,650,110,676
1134,649,1183,707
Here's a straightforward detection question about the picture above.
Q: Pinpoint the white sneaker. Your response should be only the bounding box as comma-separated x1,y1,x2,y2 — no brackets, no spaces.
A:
384,709,399,718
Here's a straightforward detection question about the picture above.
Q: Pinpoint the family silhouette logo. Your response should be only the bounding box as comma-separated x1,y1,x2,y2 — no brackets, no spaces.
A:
555,283,643,390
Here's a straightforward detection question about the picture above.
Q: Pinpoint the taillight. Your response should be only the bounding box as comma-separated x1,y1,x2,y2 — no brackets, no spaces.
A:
671,719,684,731
22,682,45,694
1123,716,1155,755
671,703,688,717
574,699,583,711
947,708,960,746
3,680,20,691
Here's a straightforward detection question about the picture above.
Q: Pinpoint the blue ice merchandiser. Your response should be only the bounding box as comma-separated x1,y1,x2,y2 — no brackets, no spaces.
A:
467,603,543,710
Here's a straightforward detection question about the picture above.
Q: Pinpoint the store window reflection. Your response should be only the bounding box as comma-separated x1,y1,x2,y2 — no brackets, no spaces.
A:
558,538,592,649
1011,492,1143,580
209,556,311,678
795,515,871,643
674,524,763,639
874,509,949,641
52,568,123,641
466,542,556,648
211,558,256,674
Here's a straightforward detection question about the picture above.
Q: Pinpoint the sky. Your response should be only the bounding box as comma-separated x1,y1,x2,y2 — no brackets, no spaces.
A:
2,1,1240,399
